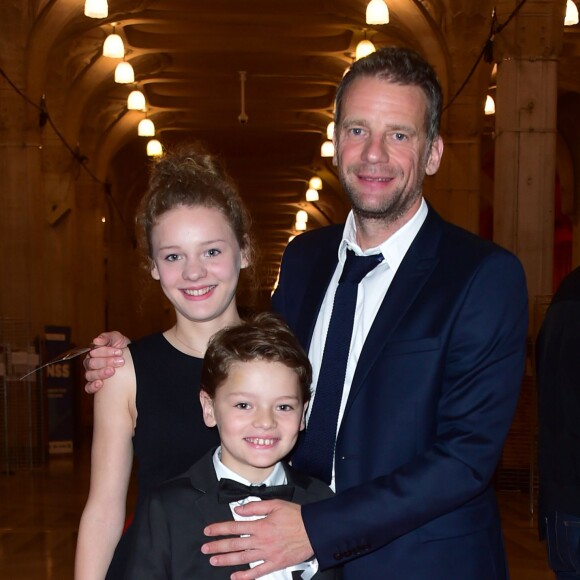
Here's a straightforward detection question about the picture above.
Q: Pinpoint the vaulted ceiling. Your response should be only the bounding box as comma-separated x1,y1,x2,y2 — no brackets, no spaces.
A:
23,0,580,296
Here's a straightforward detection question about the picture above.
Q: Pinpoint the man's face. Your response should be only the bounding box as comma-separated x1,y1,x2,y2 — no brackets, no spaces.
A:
334,76,443,231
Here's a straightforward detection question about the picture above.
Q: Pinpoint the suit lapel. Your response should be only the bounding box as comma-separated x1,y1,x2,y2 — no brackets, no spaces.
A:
187,450,236,526
294,228,342,351
282,462,317,505
186,452,254,576
344,208,443,413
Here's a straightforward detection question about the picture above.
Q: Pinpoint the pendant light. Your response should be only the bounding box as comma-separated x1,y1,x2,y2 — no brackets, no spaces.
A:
296,210,309,225
84,0,108,18
309,176,322,190
146,139,163,157
326,121,335,140
115,61,134,84
321,140,334,158
127,90,146,111
306,188,319,202
484,95,496,116
366,0,389,25
138,118,155,137
356,39,376,61
565,0,579,25
103,31,124,59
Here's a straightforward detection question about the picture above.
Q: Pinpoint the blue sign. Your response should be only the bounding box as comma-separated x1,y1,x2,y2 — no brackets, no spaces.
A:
44,325,74,454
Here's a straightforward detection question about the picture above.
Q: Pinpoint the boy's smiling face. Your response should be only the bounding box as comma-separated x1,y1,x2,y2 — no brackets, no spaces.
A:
200,359,307,483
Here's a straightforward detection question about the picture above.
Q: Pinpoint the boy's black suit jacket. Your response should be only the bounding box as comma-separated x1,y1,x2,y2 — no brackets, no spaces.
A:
124,449,339,579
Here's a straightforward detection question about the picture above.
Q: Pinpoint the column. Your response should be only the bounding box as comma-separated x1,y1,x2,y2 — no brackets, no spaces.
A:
493,0,566,298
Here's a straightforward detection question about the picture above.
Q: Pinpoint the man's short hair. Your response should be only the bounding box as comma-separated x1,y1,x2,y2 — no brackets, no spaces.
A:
335,46,443,145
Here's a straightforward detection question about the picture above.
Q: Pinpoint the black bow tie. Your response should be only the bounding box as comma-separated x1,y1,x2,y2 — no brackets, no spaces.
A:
217,478,295,504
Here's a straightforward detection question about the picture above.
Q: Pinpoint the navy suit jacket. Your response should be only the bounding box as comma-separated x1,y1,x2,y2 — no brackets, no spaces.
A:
124,449,339,579
271,206,528,579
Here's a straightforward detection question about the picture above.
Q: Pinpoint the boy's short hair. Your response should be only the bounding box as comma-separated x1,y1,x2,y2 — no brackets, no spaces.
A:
201,312,312,402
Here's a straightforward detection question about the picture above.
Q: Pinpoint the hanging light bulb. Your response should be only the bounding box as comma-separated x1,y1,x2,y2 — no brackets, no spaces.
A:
146,139,163,157
127,90,146,111
84,0,108,18
565,0,579,25
306,188,320,202
138,118,155,137
326,121,335,140
484,95,496,116
103,32,124,58
355,39,376,61
366,0,389,25
115,61,134,84
296,210,309,224
321,140,334,158
295,221,307,231
309,176,323,190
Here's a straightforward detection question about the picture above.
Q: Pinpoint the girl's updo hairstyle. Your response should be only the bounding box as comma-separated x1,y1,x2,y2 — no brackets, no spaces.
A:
136,142,254,267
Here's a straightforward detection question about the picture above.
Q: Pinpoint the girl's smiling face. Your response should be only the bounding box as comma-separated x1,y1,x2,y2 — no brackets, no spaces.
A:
150,204,247,327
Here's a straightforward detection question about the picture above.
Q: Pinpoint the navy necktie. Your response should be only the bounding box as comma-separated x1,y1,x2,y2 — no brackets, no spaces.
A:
292,249,383,484
217,478,295,503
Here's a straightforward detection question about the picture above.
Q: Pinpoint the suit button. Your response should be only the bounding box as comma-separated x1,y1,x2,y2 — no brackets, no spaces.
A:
333,553,343,561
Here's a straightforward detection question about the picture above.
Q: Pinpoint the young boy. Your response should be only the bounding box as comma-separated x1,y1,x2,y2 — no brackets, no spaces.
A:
124,313,339,579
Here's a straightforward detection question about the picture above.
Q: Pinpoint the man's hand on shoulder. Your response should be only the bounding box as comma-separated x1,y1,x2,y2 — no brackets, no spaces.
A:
84,331,131,394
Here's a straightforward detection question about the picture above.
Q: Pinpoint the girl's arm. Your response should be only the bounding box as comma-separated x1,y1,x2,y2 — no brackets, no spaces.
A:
75,348,137,580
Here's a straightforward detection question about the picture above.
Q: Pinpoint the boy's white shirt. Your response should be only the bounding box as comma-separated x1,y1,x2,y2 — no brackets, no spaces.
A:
213,447,319,580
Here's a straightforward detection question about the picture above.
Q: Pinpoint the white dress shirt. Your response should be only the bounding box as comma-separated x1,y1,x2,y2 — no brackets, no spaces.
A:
306,199,428,490
212,448,319,579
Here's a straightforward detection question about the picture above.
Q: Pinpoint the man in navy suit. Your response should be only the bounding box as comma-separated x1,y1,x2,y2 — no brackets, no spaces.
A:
85,48,528,579
200,47,528,579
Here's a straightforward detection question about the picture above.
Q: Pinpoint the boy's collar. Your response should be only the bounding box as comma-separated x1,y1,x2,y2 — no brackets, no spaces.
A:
212,446,287,487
